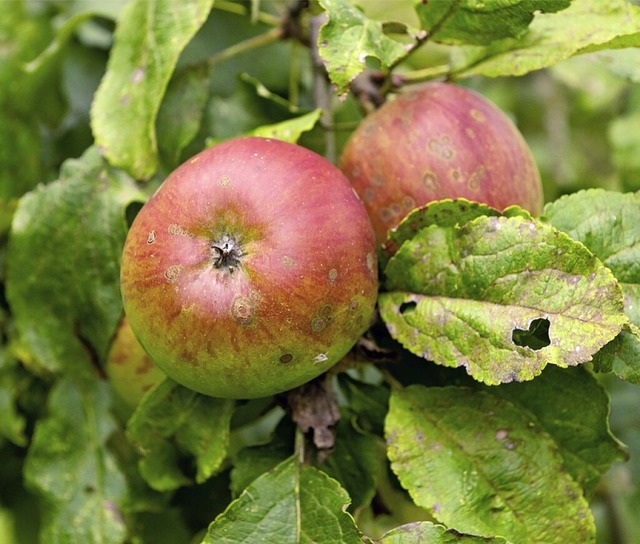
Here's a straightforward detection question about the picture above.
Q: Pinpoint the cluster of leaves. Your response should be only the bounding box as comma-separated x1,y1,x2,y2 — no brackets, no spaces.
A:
2,0,640,543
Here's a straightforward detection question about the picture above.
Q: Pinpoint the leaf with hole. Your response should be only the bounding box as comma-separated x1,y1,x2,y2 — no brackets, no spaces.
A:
379,215,627,385
543,189,640,383
318,0,412,96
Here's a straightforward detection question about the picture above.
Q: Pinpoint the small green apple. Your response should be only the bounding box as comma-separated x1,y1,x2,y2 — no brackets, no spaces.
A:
106,317,165,409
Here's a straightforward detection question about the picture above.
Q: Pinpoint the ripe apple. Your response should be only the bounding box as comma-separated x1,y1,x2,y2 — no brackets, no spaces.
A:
120,137,378,399
339,82,544,243
106,317,165,409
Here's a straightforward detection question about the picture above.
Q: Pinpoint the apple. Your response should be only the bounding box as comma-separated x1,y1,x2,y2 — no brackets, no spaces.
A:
105,317,165,409
339,82,544,243
120,137,378,399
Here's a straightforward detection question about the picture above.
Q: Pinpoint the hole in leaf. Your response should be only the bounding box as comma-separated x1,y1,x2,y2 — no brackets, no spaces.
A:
399,301,417,315
512,318,551,350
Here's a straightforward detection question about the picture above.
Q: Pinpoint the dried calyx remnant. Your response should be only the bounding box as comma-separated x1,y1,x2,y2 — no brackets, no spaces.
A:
211,235,244,273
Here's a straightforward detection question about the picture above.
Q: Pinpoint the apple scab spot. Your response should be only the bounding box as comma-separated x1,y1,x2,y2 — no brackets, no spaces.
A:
366,252,375,273
427,135,454,161
328,268,338,283
378,207,393,222
470,108,485,123
311,305,332,333
164,265,183,282
449,168,463,184
311,317,327,332
279,353,293,364
282,255,294,267
363,187,376,203
147,231,156,244
231,295,254,325
389,202,403,217
402,195,416,211
468,165,486,191
423,171,439,190
219,176,231,186
168,224,193,237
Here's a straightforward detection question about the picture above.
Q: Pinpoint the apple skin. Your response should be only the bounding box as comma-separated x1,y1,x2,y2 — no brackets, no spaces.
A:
120,137,378,399
106,317,166,409
339,82,544,243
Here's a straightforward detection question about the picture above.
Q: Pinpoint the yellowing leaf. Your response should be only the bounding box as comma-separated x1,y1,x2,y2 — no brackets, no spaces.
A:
91,0,213,178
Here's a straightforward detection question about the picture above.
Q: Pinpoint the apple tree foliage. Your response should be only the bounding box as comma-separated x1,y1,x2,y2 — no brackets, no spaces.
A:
2,0,640,543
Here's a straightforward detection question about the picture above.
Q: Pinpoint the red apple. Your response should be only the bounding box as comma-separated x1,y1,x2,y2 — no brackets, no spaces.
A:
120,137,378,399
106,317,165,409
340,82,544,243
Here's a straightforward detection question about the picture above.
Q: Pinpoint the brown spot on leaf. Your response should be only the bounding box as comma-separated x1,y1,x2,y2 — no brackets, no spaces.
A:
132,67,145,84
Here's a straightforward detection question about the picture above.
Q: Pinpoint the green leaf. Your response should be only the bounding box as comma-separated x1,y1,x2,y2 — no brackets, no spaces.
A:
318,416,381,512
593,327,640,384
126,379,235,491
609,111,640,192
386,385,595,543
6,146,143,375
202,456,362,544
337,373,390,436
492,365,627,497
0,350,27,446
378,521,511,543
250,109,323,143
543,189,640,382
542,189,640,323
0,114,42,201
91,0,213,179
23,377,127,544
156,64,210,168
318,0,411,96
594,48,640,85
230,417,294,498
380,199,529,267
380,215,627,385
451,0,640,79
416,0,570,46
204,74,297,143
23,11,96,75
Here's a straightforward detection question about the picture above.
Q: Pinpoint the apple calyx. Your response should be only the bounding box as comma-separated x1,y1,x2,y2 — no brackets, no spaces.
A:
211,234,243,273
